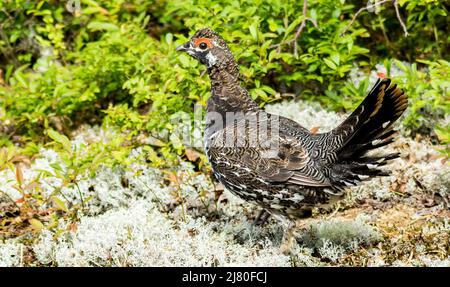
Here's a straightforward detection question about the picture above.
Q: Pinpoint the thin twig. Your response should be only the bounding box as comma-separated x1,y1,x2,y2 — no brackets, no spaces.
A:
393,0,409,36
269,0,317,56
292,0,314,56
341,0,392,36
341,0,408,37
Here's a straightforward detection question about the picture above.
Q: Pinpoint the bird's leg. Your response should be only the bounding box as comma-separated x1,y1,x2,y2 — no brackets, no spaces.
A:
280,220,305,255
246,209,271,239
280,221,296,255
252,209,271,226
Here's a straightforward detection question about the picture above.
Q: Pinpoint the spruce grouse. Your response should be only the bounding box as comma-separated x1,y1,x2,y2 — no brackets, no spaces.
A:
177,28,407,250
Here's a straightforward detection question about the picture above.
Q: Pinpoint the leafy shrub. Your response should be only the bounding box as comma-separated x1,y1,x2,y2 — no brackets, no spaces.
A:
393,59,449,142
0,0,448,161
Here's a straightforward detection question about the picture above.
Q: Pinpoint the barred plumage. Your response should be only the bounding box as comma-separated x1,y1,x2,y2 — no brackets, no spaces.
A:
177,28,408,222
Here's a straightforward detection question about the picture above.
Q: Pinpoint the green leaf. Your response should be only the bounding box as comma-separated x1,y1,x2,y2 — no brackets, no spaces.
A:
52,196,68,212
260,85,276,95
323,58,337,70
285,17,304,35
29,218,44,231
178,54,191,67
87,21,119,31
249,23,258,40
47,129,72,154
267,19,278,32
165,33,173,45
330,52,340,66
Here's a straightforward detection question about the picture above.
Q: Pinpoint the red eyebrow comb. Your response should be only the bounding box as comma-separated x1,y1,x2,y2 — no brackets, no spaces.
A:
193,37,213,48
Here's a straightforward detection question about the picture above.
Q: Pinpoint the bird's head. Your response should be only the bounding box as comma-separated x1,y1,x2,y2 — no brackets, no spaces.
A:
176,28,234,69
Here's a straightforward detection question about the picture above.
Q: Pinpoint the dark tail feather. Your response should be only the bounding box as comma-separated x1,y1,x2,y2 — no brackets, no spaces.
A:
330,153,401,187
329,78,408,187
333,78,408,156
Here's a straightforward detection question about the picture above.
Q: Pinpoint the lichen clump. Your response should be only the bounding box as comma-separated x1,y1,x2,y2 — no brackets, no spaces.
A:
1,101,449,267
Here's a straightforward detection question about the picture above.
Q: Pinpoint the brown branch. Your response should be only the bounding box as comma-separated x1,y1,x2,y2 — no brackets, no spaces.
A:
291,0,317,56
341,0,392,36
341,0,408,37
270,0,409,54
269,0,317,56
393,0,409,36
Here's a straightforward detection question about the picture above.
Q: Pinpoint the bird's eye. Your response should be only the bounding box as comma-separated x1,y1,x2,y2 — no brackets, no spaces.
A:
199,42,208,50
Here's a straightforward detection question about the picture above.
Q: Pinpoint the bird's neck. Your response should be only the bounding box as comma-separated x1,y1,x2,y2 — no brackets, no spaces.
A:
206,61,260,117
208,57,240,83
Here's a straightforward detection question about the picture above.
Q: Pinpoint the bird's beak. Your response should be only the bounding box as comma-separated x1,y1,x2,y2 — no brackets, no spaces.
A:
176,43,190,52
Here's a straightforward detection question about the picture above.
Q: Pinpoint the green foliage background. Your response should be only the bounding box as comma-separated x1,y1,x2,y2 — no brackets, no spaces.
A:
0,0,449,164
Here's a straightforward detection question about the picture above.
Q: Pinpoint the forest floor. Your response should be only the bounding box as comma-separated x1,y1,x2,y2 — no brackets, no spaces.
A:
0,100,449,266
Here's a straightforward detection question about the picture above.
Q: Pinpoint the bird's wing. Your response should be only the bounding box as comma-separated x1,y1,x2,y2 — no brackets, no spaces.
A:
208,114,331,188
